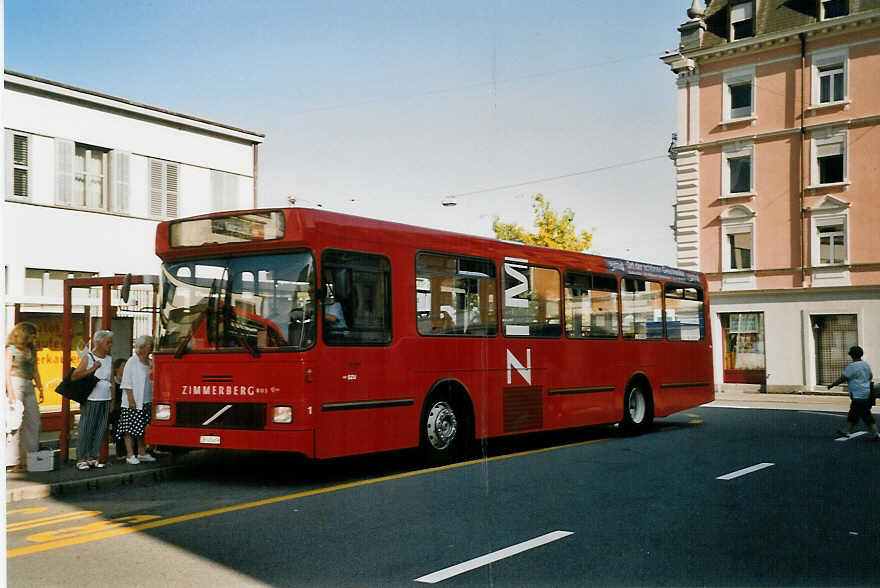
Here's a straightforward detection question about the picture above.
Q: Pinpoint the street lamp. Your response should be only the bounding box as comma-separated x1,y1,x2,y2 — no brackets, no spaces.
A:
441,196,457,207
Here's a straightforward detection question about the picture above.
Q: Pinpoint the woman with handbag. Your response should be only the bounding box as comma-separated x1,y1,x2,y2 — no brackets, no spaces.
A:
6,322,44,473
72,330,114,470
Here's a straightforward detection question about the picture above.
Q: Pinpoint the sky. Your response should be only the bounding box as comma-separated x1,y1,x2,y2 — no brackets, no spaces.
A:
5,0,692,266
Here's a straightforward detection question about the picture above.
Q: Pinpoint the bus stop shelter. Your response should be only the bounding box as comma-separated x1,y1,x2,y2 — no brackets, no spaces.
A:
60,274,158,463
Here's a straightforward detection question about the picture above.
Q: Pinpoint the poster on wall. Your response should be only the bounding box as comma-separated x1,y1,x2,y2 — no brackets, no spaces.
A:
20,313,89,412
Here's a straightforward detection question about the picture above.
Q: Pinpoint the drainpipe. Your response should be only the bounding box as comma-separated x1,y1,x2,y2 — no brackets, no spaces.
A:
799,32,807,285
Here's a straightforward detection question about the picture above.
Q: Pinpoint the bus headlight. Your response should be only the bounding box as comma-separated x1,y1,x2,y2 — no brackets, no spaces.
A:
272,406,293,424
155,404,171,421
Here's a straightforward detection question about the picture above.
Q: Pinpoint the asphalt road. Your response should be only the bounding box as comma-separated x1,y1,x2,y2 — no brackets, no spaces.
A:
8,405,880,587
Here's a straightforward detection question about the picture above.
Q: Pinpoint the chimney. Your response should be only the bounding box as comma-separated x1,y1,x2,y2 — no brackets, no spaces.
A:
678,0,707,51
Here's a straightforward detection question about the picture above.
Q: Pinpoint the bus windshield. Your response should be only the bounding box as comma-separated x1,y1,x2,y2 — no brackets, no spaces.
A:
158,251,316,354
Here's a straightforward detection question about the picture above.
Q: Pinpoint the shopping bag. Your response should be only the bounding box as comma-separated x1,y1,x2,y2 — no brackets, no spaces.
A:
55,368,98,404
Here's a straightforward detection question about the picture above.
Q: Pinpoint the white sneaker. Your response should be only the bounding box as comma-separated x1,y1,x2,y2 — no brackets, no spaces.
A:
137,454,156,462
126,455,140,465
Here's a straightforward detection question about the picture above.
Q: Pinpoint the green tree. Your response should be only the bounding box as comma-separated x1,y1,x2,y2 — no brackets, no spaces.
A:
492,194,592,252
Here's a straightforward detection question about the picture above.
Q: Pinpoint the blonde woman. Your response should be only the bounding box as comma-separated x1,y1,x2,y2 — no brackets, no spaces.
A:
6,322,44,473
72,330,113,470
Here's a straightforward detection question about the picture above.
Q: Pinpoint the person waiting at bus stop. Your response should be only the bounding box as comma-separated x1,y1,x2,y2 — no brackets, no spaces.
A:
118,335,157,464
829,345,878,440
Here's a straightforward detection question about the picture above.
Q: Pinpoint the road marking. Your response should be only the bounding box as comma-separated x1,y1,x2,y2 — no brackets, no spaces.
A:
414,531,574,584
835,431,868,442
6,507,48,516
717,463,775,480
8,511,102,533
7,437,608,558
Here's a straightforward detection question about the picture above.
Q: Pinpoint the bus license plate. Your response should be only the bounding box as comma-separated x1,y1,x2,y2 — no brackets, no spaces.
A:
199,435,221,445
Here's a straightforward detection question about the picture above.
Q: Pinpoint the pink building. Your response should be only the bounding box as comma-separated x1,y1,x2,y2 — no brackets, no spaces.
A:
662,1,880,392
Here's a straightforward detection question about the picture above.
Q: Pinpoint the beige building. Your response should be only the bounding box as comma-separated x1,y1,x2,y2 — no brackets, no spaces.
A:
662,1,880,392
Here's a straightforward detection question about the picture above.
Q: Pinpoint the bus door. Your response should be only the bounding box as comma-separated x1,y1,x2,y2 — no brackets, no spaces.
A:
315,250,405,458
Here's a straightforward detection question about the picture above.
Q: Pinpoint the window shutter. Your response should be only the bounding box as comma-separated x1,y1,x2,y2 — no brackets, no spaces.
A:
166,163,179,217
816,142,842,158
55,138,75,205
110,151,130,213
4,131,12,198
731,2,753,22
149,159,164,217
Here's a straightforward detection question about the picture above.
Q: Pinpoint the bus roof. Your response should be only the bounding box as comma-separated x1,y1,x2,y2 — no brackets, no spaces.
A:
156,207,704,285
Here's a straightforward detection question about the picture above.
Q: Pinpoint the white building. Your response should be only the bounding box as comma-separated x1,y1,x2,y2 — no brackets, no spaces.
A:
3,70,264,408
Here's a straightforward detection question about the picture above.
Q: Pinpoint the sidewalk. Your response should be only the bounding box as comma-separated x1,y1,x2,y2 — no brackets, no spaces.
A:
4,391,857,504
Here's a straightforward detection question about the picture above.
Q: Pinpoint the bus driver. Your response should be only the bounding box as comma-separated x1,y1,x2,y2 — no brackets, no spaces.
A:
324,285,349,334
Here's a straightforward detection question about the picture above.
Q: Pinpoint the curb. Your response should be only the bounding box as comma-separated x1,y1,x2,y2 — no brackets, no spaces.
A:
6,464,184,504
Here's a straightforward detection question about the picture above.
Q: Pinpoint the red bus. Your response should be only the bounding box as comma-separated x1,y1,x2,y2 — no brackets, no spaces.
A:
147,208,713,462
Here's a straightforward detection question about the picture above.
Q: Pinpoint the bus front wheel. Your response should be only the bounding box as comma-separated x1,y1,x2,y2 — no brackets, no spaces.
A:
621,383,653,434
421,396,469,464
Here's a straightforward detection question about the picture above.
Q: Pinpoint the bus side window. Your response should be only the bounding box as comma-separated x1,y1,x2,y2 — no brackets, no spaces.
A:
322,250,392,346
564,272,619,339
415,253,497,337
664,285,704,341
621,278,663,340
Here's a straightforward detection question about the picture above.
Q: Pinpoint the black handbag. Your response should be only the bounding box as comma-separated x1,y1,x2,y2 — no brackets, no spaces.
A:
56,367,99,404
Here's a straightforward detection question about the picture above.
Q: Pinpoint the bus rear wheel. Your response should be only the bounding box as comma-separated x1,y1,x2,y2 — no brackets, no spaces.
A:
421,396,470,464
621,383,653,434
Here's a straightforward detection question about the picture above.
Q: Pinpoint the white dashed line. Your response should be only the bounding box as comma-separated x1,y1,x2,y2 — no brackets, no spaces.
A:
717,463,775,480
414,531,574,584
835,431,868,442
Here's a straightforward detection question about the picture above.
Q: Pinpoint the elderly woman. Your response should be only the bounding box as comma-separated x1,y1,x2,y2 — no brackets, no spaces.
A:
72,330,114,470
118,335,156,465
6,322,44,473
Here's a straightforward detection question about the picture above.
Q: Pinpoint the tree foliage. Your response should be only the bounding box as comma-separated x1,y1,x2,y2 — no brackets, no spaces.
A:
492,194,592,252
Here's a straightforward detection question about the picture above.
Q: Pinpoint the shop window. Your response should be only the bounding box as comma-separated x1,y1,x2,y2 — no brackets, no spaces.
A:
721,313,765,383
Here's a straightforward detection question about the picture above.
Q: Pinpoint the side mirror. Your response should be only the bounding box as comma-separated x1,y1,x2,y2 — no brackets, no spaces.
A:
120,274,132,303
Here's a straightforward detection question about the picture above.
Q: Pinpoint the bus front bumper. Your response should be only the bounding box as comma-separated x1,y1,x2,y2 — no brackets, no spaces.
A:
146,426,315,457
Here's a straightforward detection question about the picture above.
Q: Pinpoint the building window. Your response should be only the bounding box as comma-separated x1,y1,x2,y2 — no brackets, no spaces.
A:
812,50,847,106
730,1,755,40
723,68,755,121
5,131,31,198
211,170,240,212
817,224,845,265
54,138,130,212
811,130,847,186
722,143,754,196
820,0,848,19
728,232,753,269
24,268,97,298
74,144,108,209
149,158,180,218
720,205,756,273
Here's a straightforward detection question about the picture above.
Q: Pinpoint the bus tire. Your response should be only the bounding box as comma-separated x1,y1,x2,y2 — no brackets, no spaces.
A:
621,382,653,434
421,392,471,464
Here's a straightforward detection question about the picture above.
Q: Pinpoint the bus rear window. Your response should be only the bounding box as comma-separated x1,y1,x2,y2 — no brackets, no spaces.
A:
170,211,285,247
